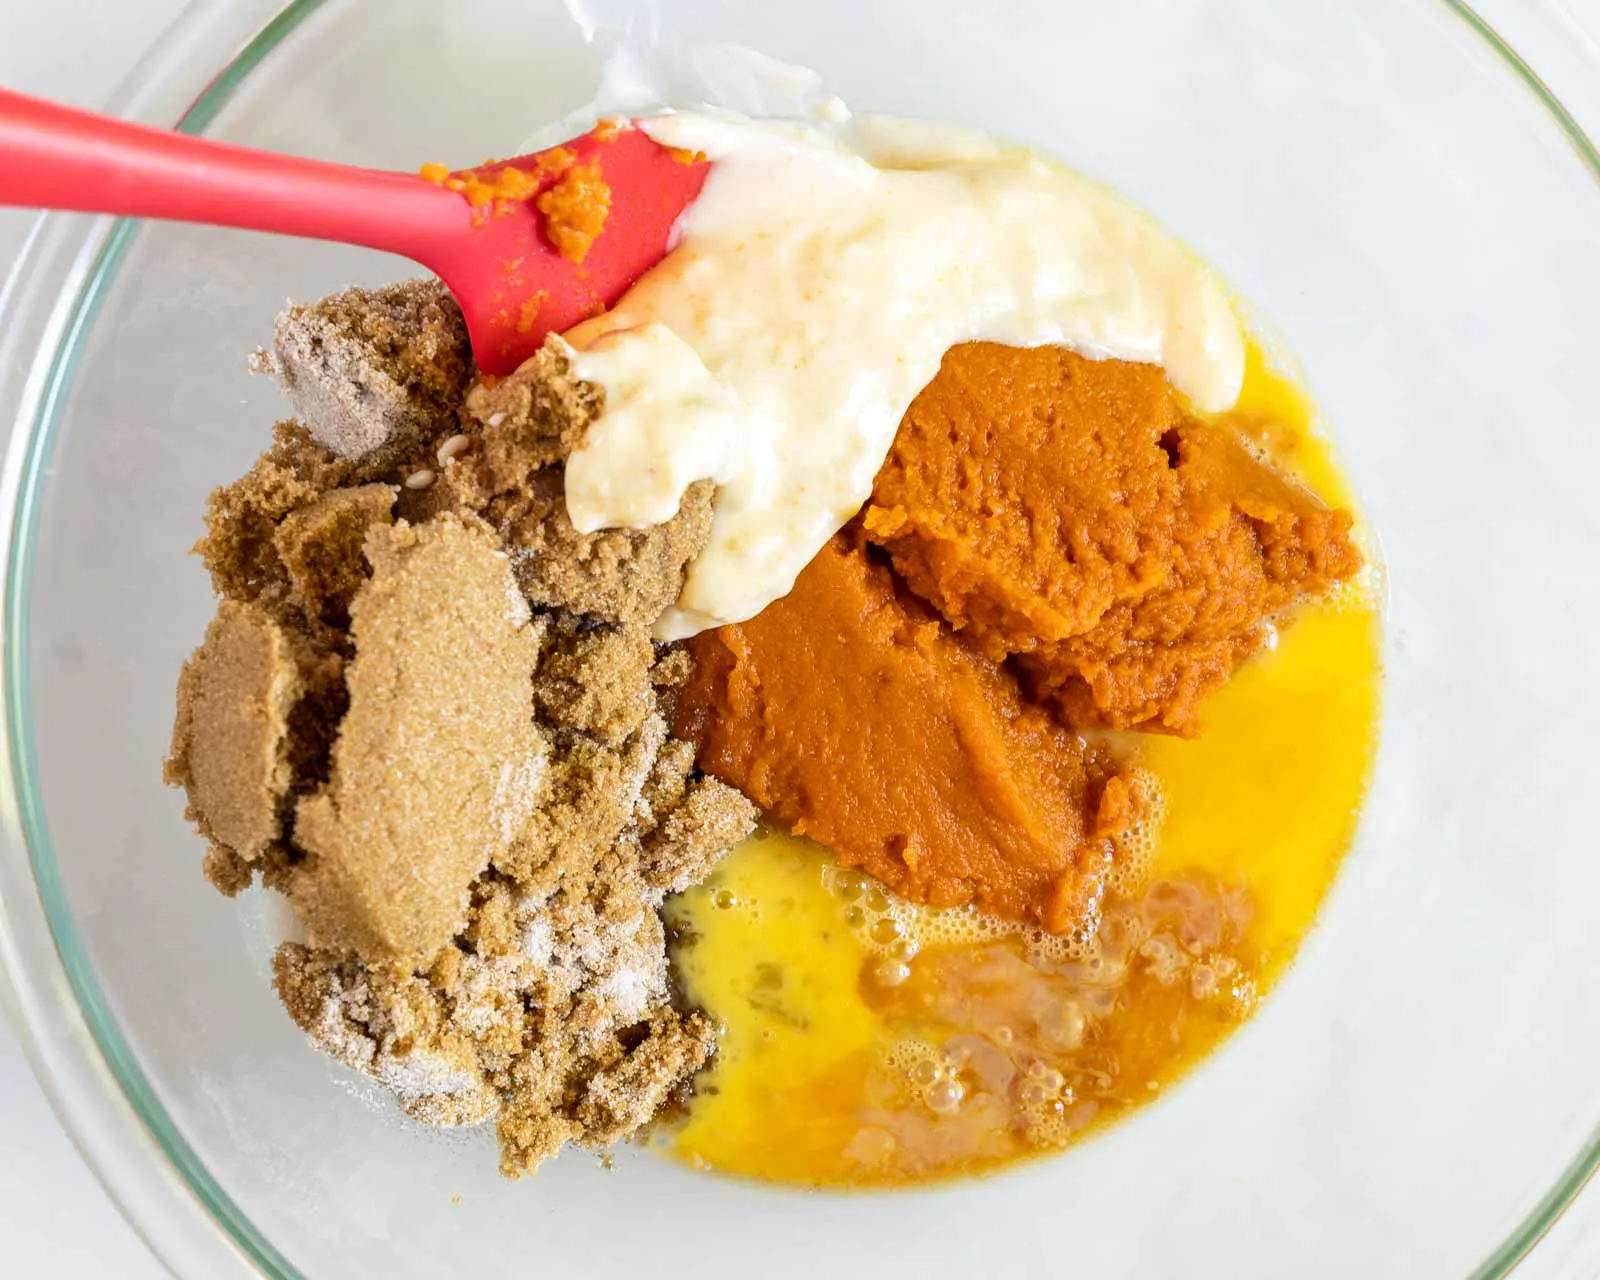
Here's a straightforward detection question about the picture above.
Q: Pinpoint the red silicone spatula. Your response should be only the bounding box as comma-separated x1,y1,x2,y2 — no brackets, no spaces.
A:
0,88,709,375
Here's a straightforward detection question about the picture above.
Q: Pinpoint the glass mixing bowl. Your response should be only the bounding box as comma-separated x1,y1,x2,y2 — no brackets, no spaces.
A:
3,0,1600,1275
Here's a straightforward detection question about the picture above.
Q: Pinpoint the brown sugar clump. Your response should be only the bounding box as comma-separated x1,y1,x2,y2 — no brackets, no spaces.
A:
254,279,471,461
274,938,501,1126
290,516,548,967
462,339,601,471
500,472,715,624
273,484,396,626
864,343,1362,735
501,640,756,898
196,421,361,612
491,841,716,1173
424,341,715,624
172,294,754,1175
166,601,329,862
272,634,751,1173
533,620,655,747
211,330,712,637
503,734,640,892
633,737,760,893
675,534,1145,935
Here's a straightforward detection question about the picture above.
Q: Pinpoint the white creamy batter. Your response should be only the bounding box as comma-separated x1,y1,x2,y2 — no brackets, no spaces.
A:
564,111,1246,640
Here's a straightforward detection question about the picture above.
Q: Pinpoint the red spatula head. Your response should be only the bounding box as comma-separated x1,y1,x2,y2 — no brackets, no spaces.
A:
420,123,710,376
0,92,709,378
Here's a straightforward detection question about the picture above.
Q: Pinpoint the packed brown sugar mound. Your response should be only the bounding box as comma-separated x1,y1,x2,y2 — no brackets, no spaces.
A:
675,534,1148,936
863,343,1363,735
168,280,754,1175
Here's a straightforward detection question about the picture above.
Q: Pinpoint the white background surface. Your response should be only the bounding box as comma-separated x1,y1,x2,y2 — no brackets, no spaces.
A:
3,2,1600,1277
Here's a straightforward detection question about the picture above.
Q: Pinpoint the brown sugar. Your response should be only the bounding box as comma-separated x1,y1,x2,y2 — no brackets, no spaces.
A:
274,626,752,1172
272,484,396,626
500,471,715,623
533,619,656,748
675,534,1146,935
196,420,363,615
289,516,548,967
863,343,1362,734
423,342,717,623
253,278,471,461
166,601,329,862
226,319,714,634
170,292,755,1174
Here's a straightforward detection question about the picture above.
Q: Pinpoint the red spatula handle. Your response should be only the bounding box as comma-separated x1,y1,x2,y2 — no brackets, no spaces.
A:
0,87,466,261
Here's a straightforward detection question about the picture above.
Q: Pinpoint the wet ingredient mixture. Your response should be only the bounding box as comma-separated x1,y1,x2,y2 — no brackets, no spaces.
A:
665,348,1379,1185
676,343,1362,931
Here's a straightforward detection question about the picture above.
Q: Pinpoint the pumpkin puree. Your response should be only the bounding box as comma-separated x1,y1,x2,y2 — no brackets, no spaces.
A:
677,342,1363,934
420,148,612,264
866,343,1362,734
676,534,1143,934
535,158,612,264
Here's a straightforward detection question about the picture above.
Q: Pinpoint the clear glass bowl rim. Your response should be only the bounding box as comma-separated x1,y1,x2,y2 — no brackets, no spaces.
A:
1,1,1597,1275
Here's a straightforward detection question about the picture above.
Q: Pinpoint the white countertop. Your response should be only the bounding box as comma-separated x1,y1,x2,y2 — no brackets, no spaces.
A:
4,2,1600,1276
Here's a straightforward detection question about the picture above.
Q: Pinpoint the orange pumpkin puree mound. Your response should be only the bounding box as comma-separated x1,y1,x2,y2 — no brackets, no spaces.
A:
864,343,1363,735
674,534,1145,935
862,343,1185,658
1020,420,1364,734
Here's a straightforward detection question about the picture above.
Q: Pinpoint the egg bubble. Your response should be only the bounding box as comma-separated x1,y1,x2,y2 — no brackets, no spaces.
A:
886,1039,945,1091
832,870,865,902
1104,767,1164,895
869,917,903,946
873,959,912,988
924,1076,965,1115
1021,1108,1075,1150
